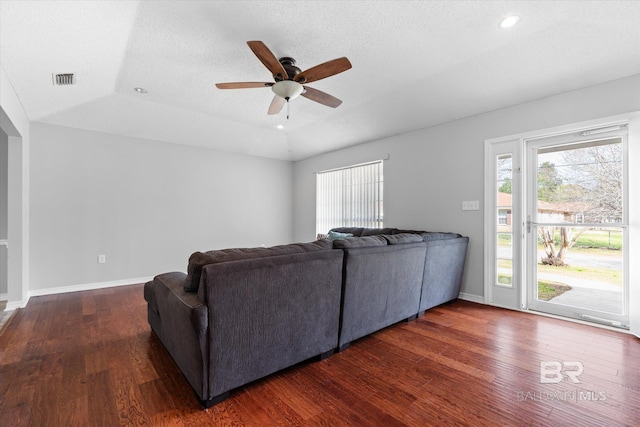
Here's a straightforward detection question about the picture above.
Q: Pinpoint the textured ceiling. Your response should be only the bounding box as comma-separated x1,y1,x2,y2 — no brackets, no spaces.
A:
1,1,639,160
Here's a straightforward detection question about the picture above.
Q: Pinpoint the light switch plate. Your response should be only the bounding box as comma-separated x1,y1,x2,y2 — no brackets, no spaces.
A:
462,201,480,211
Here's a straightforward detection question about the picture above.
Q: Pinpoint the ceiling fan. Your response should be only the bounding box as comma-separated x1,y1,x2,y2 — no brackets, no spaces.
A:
215,41,352,119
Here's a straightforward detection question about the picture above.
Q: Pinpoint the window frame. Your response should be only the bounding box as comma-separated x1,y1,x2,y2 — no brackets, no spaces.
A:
315,160,383,235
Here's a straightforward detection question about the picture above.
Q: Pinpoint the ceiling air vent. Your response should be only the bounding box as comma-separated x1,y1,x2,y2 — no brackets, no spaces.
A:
53,73,75,86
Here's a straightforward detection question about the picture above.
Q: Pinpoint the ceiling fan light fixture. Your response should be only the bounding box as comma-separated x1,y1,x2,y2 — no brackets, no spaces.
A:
272,80,304,101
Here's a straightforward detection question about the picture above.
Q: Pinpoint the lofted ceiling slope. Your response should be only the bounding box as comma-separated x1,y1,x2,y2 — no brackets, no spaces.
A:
1,1,639,161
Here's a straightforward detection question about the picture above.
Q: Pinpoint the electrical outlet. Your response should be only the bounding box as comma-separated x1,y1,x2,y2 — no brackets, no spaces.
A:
462,201,480,211
98,254,106,264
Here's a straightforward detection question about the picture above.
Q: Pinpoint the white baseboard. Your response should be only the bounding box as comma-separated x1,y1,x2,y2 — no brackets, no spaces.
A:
28,277,153,298
2,292,28,310
458,292,485,304
5,297,29,310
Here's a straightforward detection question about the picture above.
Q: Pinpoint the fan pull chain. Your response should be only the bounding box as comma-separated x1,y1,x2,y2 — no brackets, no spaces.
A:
286,99,291,120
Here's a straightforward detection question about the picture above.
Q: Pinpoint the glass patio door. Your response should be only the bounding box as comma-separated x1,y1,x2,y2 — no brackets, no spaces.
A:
526,126,629,328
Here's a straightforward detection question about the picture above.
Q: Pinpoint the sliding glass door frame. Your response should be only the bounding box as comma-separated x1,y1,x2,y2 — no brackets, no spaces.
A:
484,113,638,334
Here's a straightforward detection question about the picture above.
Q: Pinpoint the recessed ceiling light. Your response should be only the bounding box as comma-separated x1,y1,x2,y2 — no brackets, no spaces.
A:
276,124,284,130
134,87,147,94
499,15,520,29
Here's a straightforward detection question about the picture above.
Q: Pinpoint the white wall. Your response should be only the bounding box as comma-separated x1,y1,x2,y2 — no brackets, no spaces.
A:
29,123,293,291
293,74,640,300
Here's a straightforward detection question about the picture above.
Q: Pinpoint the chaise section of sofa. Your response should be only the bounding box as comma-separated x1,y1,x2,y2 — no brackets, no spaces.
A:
144,272,208,400
201,250,342,402
144,240,343,408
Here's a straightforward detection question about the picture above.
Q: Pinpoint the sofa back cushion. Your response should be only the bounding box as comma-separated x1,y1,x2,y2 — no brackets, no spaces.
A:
328,231,354,241
383,233,424,245
329,227,365,237
361,227,397,236
328,227,398,237
420,232,461,241
184,240,332,293
290,239,333,252
392,229,461,241
332,235,387,249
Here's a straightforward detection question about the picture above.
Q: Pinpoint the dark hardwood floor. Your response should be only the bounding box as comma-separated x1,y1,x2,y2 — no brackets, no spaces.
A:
1,284,638,426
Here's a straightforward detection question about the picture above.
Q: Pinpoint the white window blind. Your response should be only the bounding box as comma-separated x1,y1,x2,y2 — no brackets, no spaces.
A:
316,161,383,234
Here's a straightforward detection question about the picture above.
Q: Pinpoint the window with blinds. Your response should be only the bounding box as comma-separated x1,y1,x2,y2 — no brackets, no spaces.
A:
316,160,383,234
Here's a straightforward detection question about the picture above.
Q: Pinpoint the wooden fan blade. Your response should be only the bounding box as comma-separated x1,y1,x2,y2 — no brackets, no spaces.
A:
268,95,286,115
247,41,288,80
301,86,343,108
215,82,273,89
295,57,352,84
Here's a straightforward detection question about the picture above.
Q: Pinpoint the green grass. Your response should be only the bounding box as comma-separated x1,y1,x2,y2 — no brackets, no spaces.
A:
538,280,572,301
569,246,623,257
497,259,512,269
581,229,622,247
499,259,622,287
498,233,512,245
498,274,512,285
497,275,572,300
499,227,622,250
548,229,622,250
537,263,622,286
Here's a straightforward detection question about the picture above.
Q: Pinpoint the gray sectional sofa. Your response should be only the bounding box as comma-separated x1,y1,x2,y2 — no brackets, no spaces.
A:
144,227,468,408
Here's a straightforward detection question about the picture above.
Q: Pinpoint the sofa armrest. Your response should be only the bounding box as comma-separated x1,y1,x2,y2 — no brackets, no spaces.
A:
147,272,209,400
420,236,469,311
